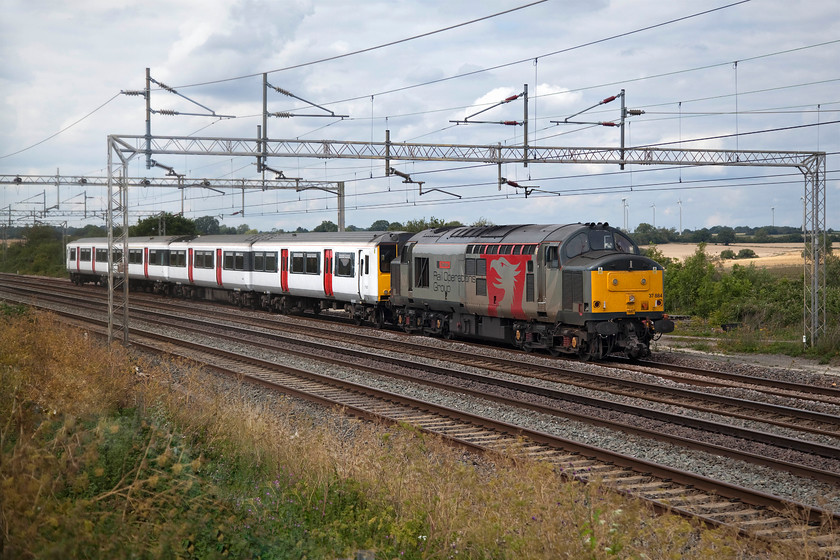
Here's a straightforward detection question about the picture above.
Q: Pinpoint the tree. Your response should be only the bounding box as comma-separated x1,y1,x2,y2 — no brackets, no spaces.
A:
130,213,196,236
715,226,736,245
195,216,221,235
313,220,338,232
369,219,390,231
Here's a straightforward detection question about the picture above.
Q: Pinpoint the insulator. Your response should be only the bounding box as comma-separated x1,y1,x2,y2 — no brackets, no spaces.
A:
271,112,291,118
504,94,519,102
600,121,618,127
157,109,178,116
602,95,617,104
121,90,145,97
627,109,645,116
503,121,519,125
275,87,292,96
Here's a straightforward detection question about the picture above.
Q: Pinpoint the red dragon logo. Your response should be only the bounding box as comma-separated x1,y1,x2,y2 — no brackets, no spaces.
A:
486,255,528,319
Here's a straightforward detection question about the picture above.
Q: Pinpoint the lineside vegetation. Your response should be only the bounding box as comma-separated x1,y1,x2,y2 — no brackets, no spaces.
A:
1,308,800,558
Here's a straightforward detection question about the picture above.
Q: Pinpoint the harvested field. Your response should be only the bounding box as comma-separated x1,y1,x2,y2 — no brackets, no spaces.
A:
642,242,840,268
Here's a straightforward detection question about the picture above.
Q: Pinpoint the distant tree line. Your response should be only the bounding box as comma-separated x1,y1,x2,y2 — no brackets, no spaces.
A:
628,224,832,246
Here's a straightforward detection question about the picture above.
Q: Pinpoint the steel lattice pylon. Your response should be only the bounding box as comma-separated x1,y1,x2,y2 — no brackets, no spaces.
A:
107,139,130,345
106,133,827,347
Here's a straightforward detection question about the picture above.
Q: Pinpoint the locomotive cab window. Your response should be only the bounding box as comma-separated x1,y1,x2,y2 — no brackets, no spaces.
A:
565,233,589,259
379,243,397,273
545,245,559,268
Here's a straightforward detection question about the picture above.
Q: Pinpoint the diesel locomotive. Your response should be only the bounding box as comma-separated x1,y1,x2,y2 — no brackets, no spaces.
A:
67,223,673,360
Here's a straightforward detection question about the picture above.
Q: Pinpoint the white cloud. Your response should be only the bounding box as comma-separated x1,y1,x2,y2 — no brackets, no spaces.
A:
0,0,836,232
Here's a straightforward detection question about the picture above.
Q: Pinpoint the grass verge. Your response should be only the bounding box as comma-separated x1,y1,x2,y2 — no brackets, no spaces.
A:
1,309,812,558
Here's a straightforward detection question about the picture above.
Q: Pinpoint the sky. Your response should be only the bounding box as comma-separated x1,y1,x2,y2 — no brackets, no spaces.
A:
1,0,837,234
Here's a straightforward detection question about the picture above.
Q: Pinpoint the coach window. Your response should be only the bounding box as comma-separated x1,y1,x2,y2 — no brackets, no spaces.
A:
336,252,354,277
69,248,76,261
194,250,214,269
291,252,305,273
129,249,142,264
254,252,264,271
80,248,91,262
414,257,429,288
223,251,247,271
305,252,319,274
170,250,186,267
96,248,108,262
264,252,277,272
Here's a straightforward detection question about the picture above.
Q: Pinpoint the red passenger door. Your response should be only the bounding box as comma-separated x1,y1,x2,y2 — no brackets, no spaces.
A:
188,248,194,283
144,247,149,278
323,249,334,296
280,249,289,292
216,248,223,286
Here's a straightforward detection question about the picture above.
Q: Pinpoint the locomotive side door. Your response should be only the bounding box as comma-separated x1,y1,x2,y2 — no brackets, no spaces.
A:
538,243,561,316
357,249,371,301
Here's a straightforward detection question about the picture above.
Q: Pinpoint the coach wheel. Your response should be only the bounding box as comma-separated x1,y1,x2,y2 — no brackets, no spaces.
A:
441,322,452,340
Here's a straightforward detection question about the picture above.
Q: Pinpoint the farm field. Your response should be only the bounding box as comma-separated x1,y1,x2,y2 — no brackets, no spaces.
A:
643,242,840,268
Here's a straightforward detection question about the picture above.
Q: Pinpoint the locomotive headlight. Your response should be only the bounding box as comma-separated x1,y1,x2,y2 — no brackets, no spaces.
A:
612,278,618,286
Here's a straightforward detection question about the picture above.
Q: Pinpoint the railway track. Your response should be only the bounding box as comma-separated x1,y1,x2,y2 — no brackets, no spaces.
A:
2,273,840,554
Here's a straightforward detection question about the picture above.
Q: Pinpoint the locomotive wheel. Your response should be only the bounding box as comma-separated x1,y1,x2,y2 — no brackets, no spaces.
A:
373,308,385,330
583,338,599,361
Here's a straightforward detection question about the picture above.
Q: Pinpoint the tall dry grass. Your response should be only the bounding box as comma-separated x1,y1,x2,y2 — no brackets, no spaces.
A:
1,309,815,558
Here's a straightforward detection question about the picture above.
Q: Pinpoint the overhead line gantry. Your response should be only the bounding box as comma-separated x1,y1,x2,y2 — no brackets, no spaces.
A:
102,132,826,349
